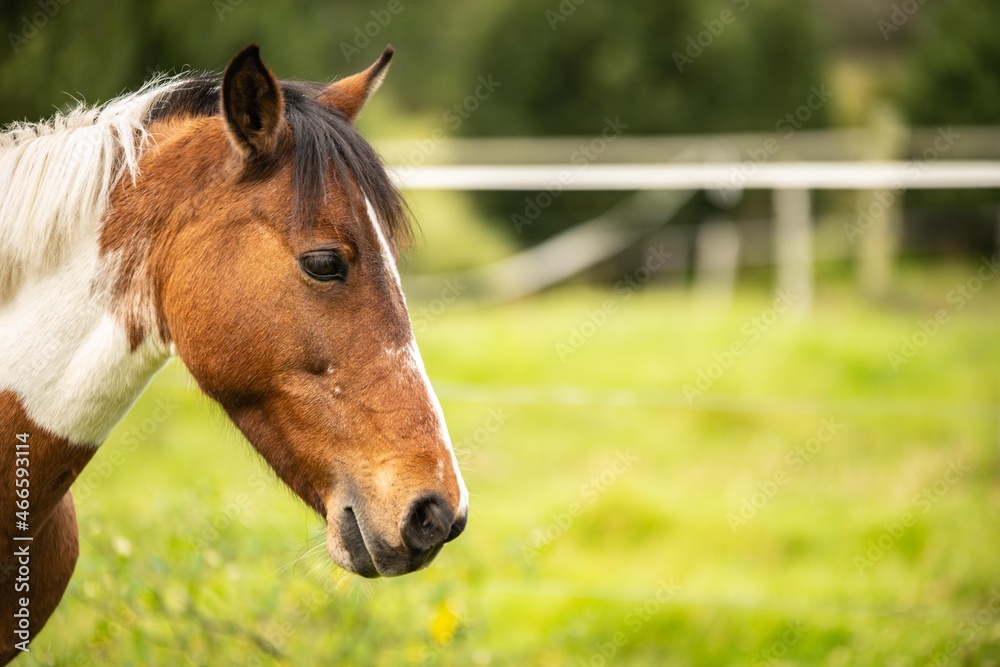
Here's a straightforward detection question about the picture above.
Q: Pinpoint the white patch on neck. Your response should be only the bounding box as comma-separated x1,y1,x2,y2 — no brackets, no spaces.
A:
0,233,170,446
365,198,469,515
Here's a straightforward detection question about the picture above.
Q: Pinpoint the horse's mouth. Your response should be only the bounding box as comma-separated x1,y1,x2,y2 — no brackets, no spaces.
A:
335,508,380,578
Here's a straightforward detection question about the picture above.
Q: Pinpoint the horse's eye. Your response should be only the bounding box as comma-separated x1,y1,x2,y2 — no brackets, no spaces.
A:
299,250,348,282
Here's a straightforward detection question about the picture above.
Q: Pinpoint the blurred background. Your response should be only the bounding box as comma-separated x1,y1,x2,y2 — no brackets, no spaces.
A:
4,0,1000,665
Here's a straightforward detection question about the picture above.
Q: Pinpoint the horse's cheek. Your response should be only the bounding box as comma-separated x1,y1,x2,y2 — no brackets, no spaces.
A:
163,223,295,393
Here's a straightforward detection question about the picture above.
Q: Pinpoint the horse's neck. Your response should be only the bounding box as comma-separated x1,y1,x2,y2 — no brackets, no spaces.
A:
0,225,170,447
0,84,178,451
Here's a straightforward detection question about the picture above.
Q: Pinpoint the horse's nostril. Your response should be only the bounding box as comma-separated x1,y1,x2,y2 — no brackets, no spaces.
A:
402,494,453,552
444,511,467,543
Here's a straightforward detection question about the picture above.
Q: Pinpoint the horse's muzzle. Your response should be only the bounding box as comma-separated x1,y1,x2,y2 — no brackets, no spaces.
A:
329,493,467,578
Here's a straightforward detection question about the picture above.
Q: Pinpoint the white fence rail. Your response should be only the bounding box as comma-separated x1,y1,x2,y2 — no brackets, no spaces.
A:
392,161,1000,191
392,159,1000,310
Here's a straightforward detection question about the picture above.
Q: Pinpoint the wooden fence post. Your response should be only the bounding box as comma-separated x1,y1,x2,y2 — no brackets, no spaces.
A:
694,218,740,306
857,105,907,299
773,188,813,313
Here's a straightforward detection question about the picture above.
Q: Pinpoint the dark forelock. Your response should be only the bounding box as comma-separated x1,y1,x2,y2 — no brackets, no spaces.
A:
146,75,411,248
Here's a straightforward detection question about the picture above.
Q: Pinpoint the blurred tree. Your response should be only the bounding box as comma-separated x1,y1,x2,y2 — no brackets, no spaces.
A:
1,0,835,249
455,0,832,244
0,0,466,123
902,0,1000,126
898,0,1000,223
0,0,503,125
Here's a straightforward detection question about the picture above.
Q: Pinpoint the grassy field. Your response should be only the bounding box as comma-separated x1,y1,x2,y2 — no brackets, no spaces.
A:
21,260,1000,666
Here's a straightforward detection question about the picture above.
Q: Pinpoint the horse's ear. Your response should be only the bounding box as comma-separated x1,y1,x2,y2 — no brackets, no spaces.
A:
316,46,393,123
222,44,285,158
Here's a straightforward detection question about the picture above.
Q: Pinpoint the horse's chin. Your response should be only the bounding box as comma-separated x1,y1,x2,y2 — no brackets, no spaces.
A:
325,504,446,578
326,509,380,578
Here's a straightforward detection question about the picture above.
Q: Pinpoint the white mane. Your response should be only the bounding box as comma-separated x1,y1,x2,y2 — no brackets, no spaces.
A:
0,77,184,298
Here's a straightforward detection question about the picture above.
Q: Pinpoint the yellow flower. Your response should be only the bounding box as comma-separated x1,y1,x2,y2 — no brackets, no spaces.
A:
429,600,460,646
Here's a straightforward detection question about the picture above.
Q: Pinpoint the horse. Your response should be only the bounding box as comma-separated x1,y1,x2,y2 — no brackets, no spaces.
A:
0,44,468,661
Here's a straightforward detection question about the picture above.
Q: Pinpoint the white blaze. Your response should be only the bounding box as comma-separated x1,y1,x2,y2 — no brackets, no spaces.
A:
365,198,469,515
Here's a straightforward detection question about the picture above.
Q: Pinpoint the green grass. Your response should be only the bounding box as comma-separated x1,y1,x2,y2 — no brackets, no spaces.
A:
22,261,1000,666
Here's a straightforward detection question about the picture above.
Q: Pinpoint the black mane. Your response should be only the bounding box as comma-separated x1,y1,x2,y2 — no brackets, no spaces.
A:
146,75,410,247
